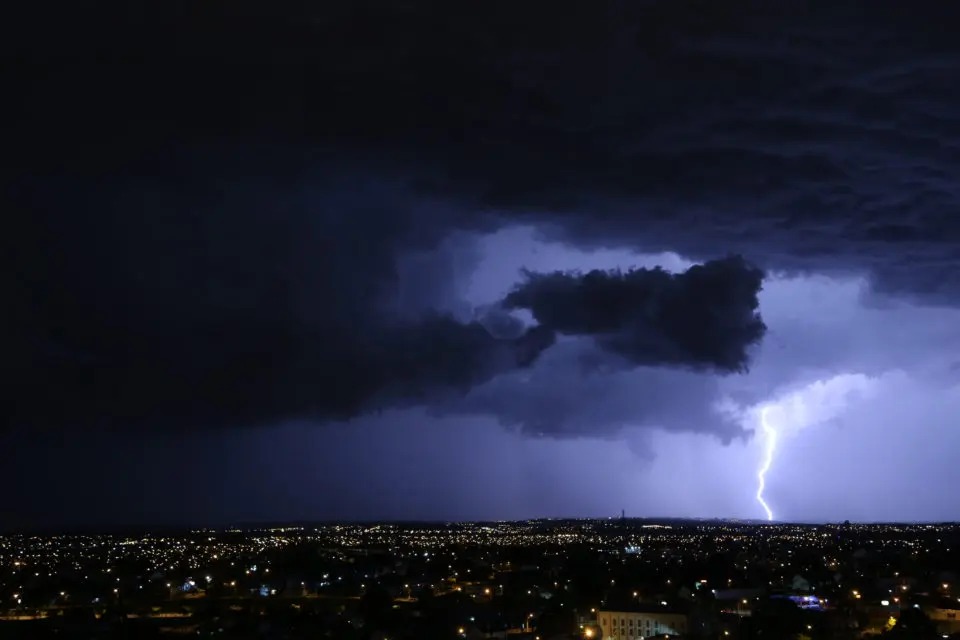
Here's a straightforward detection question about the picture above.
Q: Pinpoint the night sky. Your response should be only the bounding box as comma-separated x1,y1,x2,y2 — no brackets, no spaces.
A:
5,0,960,529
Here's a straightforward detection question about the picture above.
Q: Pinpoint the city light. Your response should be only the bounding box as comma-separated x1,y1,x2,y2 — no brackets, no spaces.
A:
0,521,956,633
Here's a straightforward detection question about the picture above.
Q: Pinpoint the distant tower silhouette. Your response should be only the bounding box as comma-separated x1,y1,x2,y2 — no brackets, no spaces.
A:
621,509,625,520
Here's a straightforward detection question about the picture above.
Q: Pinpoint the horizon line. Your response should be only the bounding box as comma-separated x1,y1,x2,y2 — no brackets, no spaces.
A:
3,516,959,536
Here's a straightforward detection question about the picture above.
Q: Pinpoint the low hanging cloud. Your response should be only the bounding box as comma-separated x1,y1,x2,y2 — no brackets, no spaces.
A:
741,372,880,440
504,256,767,372
6,173,761,432
437,337,743,442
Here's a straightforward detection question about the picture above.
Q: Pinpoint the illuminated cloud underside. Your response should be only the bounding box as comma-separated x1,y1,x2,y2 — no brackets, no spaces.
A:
747,373,878,522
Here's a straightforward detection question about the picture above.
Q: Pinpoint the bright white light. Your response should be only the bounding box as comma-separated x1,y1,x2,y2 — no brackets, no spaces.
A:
748,373,876,522
756,406,777,521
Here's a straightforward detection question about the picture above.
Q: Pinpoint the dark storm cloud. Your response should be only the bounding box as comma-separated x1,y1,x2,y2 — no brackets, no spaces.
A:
9,1,960,285
7,169,757,431
474,305,528,340
6,0,960,434
436,338,743,442
8,167,755,433
18,0,946,299
504,256,766,372
6,170,566,431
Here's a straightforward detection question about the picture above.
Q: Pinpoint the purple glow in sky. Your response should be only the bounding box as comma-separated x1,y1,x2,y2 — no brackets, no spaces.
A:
8,0,960,528
10,226,959,527
435,226,960,522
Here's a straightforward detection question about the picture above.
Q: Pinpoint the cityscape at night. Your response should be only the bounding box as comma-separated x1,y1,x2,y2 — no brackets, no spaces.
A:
6,0,960,638
3,520,960,638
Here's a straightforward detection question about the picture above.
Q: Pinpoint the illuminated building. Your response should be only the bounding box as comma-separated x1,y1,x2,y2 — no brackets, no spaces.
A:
927,605,960,636
596,608,688,639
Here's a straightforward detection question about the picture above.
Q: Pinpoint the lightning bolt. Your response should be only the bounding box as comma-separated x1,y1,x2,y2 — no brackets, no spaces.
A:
756,406,777,522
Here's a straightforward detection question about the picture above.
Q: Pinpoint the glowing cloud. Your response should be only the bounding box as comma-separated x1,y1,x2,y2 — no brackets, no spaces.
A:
750,373,878,521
